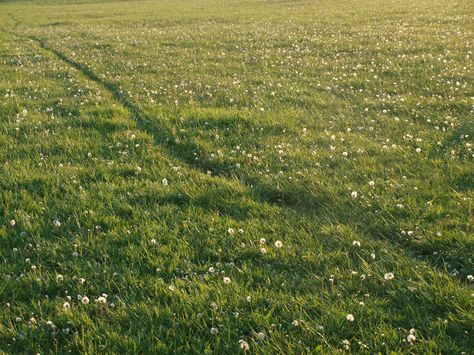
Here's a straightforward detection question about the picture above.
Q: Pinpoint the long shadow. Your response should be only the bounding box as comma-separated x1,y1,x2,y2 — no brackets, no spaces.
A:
17,35,474,282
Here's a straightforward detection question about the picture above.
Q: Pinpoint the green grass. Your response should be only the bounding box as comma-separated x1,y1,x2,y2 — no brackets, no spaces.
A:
0,0,473,353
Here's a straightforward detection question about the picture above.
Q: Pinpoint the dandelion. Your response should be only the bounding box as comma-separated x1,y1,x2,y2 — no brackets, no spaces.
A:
9,219,16,226
63,302,70,309
346,314,355,322
210,327,219,335
228,228,235,235
257,331,265,339
81,296,90,305
260,248,267,254
223,277,231,284
351,191,358,198
259,238,266,244
384,272,395,281
239,340,250,351
274,240,283,248
97,296,107,304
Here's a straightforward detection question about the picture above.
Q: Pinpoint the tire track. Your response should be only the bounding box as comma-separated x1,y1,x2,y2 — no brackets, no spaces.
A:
23,33,304,210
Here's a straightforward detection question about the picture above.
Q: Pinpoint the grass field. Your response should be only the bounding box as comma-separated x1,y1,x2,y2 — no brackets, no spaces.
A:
0,0,473,353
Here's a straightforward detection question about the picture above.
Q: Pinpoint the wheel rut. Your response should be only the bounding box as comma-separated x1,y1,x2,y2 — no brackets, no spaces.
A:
20,33,302,210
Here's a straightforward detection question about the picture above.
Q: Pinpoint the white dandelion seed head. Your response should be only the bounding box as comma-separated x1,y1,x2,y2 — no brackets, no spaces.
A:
239,340,250,351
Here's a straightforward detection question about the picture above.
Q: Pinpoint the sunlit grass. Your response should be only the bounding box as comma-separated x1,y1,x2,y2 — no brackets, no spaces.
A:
0,0,473,352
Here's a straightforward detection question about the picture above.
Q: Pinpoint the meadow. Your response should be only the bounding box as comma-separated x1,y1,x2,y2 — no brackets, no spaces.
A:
0,0,473,353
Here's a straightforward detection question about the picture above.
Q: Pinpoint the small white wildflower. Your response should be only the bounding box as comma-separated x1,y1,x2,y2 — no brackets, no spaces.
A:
352,240,361,247
63,302,70,309
9,219,16,226
384,272,395,281
351,191,358,198
162,178,168,186
210,327,219,335
274,240,283,248
346,314,355,322
239,340,250,351
260,248,267,254
223,277,231,284
81,296,90,305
